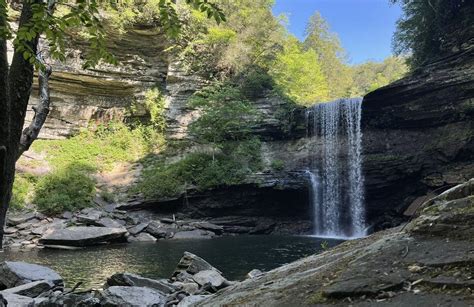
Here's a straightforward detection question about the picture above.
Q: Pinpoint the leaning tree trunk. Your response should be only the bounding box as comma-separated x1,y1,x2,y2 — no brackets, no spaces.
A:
0,1,40,249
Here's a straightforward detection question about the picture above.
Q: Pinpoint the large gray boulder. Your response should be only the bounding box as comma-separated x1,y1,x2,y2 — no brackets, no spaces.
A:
0,280,55,297
0,262,63,289
1,293,34,306
39,227,127,246
106,273,179,294
192,270,228,288
172,252,221,278
100,286,166,306
177,295,209,307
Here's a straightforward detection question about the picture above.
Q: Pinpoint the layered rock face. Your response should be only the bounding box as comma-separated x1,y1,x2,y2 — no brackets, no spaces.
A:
361,46,474,228
23,25,170,139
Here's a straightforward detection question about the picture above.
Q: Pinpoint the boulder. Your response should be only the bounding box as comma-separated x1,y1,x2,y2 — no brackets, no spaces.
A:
192,270,228,288
1,293,34,306
76,210,102,225
128,233,157,242
39,226,127,246
0,280,55,297
106,273,178,294
127,222,149,235
172,252,221,278
0,262,63,289
146,221,177,239
100,286,166,306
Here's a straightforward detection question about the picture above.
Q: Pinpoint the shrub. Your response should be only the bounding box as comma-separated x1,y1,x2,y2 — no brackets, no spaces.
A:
34,163,96,215
271,159,285,171
134,138,262,199
11,175,36,210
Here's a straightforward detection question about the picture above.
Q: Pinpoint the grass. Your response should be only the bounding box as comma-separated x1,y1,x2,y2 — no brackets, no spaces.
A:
12,121,165,215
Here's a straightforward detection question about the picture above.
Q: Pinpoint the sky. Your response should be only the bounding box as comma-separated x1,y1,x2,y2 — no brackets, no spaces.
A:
272,0,402,64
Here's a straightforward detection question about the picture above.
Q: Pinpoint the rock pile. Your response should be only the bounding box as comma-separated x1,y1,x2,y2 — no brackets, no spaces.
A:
0,251,233,306
3,207,226,250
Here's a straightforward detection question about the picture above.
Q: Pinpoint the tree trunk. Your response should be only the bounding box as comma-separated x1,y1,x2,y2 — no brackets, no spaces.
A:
0,1,39,249
0,1,11,250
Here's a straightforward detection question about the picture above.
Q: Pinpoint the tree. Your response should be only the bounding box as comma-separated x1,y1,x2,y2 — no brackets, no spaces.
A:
270,36,329,106
0,0,224,249
391,0,474,69
303,12,352,99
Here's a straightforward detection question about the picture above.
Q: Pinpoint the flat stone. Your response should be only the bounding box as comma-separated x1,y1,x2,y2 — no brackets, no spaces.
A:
146,221,177,239
190,222,224,234
1,293,34,306
7,213,36,226
192,270,228,288
127,222,149,235
100,286,167,306
106,273,179,294
97,217,124,228
1,280,55,297
0,262,63,288
4,227,17,235
39,227,127,247
76,210,102,225
246,269,263,279
172,230,214,240
128,233,157,242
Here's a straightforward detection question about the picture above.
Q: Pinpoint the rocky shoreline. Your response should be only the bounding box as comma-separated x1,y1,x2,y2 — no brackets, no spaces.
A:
0,251,239,306
1,178,472,306
3,201,300,250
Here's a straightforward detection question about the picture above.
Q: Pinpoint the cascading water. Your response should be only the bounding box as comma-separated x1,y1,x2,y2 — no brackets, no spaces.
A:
306,98,366,239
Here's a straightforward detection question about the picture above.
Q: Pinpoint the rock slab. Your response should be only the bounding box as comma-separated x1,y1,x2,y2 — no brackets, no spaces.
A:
39,226,127,246
0,262,63,289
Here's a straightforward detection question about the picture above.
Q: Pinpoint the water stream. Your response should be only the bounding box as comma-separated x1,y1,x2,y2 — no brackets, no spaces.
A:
306,98,366,239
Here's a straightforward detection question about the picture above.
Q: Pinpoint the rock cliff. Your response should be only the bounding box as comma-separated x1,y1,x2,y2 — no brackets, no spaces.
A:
21,23,474,233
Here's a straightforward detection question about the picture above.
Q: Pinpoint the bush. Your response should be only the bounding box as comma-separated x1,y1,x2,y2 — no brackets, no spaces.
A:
271,159,285,171
134,139,263,199
34,163,96,215
11,175,36,210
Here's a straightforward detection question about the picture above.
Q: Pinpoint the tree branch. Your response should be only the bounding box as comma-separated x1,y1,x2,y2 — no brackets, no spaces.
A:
17,54,52,160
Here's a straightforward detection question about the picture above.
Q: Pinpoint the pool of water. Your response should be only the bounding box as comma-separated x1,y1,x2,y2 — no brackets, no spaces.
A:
0,235,342,289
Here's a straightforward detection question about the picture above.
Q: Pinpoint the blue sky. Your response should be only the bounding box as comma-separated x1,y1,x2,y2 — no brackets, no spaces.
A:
272,0,402,64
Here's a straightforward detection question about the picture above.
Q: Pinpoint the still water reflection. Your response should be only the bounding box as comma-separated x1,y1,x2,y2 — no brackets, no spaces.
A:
0,235,342,289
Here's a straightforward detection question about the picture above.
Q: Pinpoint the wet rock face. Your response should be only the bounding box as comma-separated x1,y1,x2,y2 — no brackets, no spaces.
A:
361,47,474,228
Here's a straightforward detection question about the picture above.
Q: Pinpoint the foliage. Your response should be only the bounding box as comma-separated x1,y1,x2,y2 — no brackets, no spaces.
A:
270,159,285,171
34,163,96,215
270,37,329,106
349,56,408,96
177,0,285,78
391,0,473,69
104,0,225,36
135,138,262,199
11,174,36,210
143,88,167,133
189,83,258,144
304,12,352,99
0,0,224,68
32,121,155,171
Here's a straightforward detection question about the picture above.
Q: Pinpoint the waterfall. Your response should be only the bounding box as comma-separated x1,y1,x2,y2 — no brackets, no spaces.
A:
306,98,366,239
